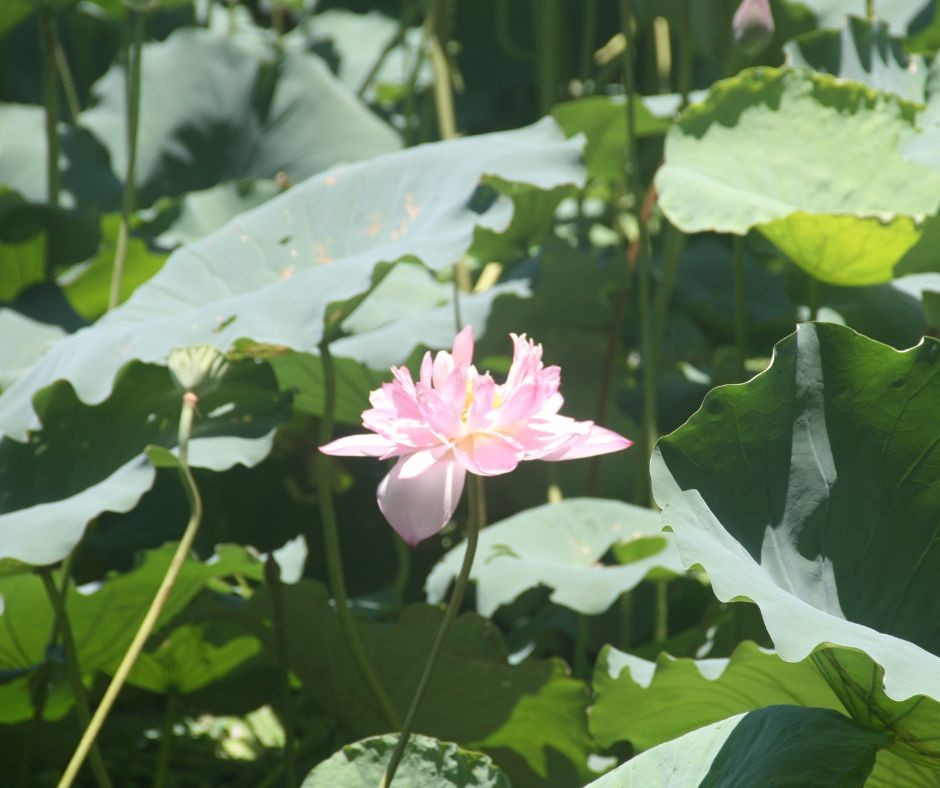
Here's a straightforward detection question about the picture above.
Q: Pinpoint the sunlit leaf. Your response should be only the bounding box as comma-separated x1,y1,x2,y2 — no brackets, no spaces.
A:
426,498,682,617
652,322,940,770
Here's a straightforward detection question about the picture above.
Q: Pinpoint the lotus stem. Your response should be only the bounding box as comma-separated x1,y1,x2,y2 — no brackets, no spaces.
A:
381,474,486,788
153,690,176,788
578,0,597,79
108,6,145,311
58,391,203,788
807,278,821,322
535,0,559,115
734,236,748,380
427,0,456,140
678,0,692,108
39,569,113,788
265,557,298,788
866,0,875,20
316,340,400,732
620,0,658,501
653,580,669,642
39,2,61,214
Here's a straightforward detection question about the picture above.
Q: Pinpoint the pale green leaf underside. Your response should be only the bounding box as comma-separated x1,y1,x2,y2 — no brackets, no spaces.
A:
426,498,683,617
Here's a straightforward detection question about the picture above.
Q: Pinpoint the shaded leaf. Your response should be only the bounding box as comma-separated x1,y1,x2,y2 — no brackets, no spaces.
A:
588,707,887,787
652,322,940,769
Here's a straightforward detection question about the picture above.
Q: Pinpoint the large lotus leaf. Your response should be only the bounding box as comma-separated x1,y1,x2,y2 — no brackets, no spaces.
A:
0,310,64,390
785,0,933,33
587,707,888,788
426,499,683,617
295,9,431,102
552,96,673,180
0,543,263,722
80,27,400,208
302,734,510,788
0,104,122,210
62,213,169,321
652,321,940,769
0,188,100,301
590,640,843,752
0,358,291,566
126,623,260,695
785,16,927,101
249,580,593,785
655,68,940,286
0,0,32,37
0,118,582,440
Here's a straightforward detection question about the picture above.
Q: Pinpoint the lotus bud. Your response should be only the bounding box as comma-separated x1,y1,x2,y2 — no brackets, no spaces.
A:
732,0,775,56
168,344,229,396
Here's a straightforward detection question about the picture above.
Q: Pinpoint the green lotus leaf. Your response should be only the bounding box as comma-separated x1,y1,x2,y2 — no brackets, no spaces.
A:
655,68,940,285
0,119,582,441
80,27,400,208
426,498,683,617
785,16,927,101
301,734,510,788
785,0,931,33
0,358,291,566
587,706,888,788
0,310,64,391
590,640,843,751
652,321,940,769
126,623,261,695
247,580,593,786
0,543,263,722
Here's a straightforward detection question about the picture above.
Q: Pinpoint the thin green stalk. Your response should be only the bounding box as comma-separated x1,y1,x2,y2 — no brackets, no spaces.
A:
357,2,422,97
733,236,748,381
316,340,400,732
380,475,486,788
54,35,81,121
620,0,657,495
58,392,204,788
39,570,113,788
807,277,821,322
534,0,559,114
393,537,411,606
578,0,597,79
265,557,298,788
495,0,535,62
651,222,687,368
678,0,692,108
866,0,875,19
402,2,431,147
619,591,633,651
653,580,669,643
428,3,456,140
39,3,61,213
108,7,145,312
153,690,176,788
572,615,589,679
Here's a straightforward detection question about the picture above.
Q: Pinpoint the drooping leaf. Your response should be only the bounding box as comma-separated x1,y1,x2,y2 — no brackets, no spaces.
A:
426,498,682,617
248,580,594,785
655,68,940,285
80,27,401,208
0,119,582,441
590,640,843,751
652,321,940,769
0,310,64,391
785,16,927,101
301,734,511,788
0,543,263,722
126,623,261,695
587,707,888,788
0,358,291,566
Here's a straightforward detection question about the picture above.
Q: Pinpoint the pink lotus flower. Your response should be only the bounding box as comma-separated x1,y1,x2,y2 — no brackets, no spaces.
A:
732,0,775,55
320,327,632,546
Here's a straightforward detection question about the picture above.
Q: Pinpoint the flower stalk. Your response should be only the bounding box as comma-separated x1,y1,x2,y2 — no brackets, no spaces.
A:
57,390,203,788
733,237,749,380
380,474,486,788
38,569,113,788
316,339,401,732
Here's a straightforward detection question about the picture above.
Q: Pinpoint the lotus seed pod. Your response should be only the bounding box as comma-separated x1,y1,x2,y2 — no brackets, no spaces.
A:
168,344,230,395
732,0,775,55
